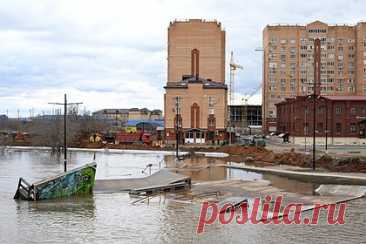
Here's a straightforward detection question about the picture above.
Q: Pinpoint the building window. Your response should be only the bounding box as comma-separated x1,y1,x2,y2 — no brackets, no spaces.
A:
208,115,216,130
335,106,342,115
318,105,325,114
336,123,342,134
191,103,200,128
317,123,323,133
350,123,357,133
208,97,215,108
350,107,356,115
186,131,193,139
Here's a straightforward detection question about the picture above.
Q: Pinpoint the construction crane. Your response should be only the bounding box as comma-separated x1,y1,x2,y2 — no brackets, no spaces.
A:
229,51,243,105
242,84,262,105
227,51,243,145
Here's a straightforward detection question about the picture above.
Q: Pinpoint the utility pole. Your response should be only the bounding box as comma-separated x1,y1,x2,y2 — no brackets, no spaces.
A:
312,91,316,171
325,99,328,153
312,38,321,171
64,95,67,172
175,96,180,159
304,106,307,153
49,94,83,172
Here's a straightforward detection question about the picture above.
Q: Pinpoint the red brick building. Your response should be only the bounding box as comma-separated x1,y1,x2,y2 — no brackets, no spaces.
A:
276,96,366,145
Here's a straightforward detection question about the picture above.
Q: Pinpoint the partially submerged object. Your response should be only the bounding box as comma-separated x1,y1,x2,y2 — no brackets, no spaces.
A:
218,197,248,213
129,181,190,196
315,184,366,198
14,162,97,201
14,94,97,201
95,169,191,193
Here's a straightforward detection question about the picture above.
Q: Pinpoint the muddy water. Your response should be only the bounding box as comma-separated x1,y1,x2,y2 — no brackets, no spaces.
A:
0,149,365,244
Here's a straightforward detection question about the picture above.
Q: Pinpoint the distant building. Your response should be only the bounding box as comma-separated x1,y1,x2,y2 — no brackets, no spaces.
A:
150,109,163,120
92,108,163,126
262,20,366,133
229,105,262,133
165,19,227,144
125,119,164,133
92,109,129,125
276,95,366,145
0,115,8,120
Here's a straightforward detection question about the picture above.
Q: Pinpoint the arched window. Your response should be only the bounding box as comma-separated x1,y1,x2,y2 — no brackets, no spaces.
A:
191,103,200,128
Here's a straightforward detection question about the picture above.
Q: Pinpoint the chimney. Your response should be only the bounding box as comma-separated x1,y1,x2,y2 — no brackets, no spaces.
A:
191,49,199,80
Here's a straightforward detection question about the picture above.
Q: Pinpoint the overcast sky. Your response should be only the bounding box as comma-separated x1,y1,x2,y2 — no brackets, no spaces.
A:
0,0,365,117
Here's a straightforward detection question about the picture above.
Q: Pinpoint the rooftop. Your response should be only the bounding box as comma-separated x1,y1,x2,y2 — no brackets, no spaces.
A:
276,95,366,106
169,19,222,28
322,95,366,101
165,75,227,90
93,108,162,115
265,20,363,29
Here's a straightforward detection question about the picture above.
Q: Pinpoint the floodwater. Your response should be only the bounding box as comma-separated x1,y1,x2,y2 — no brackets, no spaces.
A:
0,149,365,244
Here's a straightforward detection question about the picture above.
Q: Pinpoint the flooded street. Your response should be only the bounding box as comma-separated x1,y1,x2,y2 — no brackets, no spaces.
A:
0,149,365,244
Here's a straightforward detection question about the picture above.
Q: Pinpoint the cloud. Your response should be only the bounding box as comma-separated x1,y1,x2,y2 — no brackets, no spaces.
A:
0,0,365,117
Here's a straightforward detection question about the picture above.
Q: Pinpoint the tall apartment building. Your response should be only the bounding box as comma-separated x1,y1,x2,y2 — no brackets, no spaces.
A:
167,19,226,83
262,20,366,132
164,19,227,144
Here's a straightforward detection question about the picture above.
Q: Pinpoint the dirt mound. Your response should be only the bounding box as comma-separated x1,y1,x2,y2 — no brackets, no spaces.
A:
316,155,366,173
219,145,269,156
272,152,311,167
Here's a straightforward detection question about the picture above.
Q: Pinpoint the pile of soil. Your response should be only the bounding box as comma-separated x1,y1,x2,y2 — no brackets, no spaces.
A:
271,151,311,168
106,143,163,151
317,155,366,173
212,145,366,173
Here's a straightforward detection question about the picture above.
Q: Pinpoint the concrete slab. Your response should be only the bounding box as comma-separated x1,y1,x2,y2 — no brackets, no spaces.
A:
184,179,365,220
94,169,190,193
226,163,366,185
316,184,366,197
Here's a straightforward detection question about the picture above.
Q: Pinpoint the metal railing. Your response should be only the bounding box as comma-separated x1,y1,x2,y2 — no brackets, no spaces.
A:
14,177,34,200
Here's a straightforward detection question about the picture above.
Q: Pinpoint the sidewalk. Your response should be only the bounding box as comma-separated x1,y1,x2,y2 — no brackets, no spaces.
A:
225,162,366,185
266,137,366,158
